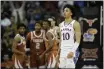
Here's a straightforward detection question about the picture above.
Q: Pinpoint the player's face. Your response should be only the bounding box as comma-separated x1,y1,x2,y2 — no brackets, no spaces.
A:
63,8,72,18
43,21,49,30
18,27,25,35
51,21,55,27
35,23,41,31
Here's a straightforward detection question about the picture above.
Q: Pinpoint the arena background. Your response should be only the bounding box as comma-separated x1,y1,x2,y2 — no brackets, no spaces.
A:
1,1,103,69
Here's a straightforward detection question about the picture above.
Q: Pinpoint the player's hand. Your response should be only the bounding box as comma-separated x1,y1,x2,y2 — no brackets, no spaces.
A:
55,55,59,63
67,52,74,58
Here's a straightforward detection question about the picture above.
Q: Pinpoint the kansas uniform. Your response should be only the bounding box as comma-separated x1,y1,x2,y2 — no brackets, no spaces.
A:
12,34,27,68
59,20,79,68
26,30,46,68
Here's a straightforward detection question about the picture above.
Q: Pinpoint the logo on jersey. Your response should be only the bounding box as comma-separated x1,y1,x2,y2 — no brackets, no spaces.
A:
32,39,43,43
61,28,71,31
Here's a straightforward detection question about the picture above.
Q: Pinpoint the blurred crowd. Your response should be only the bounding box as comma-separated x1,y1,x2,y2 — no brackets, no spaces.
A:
1,1,103,68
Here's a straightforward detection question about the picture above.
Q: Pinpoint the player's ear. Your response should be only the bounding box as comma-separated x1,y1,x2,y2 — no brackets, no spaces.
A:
71,12,73,16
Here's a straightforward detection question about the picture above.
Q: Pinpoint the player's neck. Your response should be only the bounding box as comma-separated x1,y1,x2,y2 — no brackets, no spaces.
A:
35,31,41,35
19,33,24,37
65,17,73,24
46,28,50,32
51,26,55,28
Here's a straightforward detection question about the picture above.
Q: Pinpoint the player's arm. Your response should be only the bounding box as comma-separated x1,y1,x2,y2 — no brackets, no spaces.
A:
21,1,26,9
9,1,15,10
12,36,24,55
44,32,53,53
67,21,81,58
72,21,81,53
46,32,54,50
56,24,61,57
40,32,53,58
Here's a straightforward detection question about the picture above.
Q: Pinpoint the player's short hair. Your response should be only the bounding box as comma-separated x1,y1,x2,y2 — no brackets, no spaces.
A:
63,4,75,17
17,24,26,30
48,16,58,26
43,19,51,26
35,21,42,26
63,4,74,13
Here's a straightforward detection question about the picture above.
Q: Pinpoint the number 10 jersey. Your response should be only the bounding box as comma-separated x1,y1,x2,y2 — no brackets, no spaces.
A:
60,20,75,51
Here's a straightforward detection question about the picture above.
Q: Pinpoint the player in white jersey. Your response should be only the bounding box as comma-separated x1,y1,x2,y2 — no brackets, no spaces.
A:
58,4,81,68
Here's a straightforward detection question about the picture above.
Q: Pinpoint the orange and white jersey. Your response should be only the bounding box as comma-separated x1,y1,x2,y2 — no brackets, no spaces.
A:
12,34,26,68
26,30,46,67
44,29,58,68
14,34,26,52
44,29,58,51
51,26,59,40
30,30,45,52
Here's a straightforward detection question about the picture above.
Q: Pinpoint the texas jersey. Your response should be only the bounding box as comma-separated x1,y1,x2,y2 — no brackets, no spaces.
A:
15,34,26,52
12,34,26,68
45,29,58,68
26,30,46,67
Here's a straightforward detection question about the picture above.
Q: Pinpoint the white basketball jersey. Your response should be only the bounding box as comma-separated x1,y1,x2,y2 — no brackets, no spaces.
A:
60,20,75,50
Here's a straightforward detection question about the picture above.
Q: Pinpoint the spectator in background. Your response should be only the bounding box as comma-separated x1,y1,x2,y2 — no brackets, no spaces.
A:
2,25,14,60
26,1,44,32
1,2,4,13
74,1,84,19
1,1,11,18
27,19,35,32
10,1,26,24
2,16,17,52
10,16,17,35
26,1,44,22
25,1,36,22
1,12,11,27
1,54,13,69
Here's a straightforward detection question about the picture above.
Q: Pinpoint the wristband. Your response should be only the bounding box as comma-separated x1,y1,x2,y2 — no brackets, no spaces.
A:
72,42,79,53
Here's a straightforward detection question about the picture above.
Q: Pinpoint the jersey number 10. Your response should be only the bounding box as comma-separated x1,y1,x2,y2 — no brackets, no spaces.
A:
63,33,70,40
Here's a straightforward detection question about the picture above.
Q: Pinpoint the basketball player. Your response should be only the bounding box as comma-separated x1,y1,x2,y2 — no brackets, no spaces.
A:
48,17,59,42
12,24,27,68
40,20,58,68
58,4,81,68
26,21,46,69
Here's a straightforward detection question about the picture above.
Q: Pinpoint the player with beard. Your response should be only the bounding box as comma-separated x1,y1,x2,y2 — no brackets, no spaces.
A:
40,20,58,68
12,24,27,68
